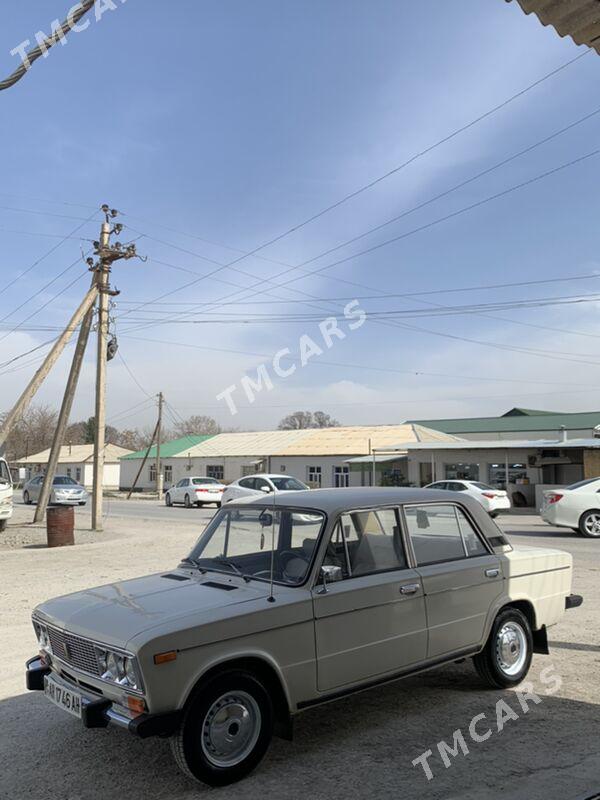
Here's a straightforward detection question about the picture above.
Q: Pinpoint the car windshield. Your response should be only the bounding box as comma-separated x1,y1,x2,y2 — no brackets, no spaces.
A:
565,478,599,490
270,477,308,491
53,476,78,486
192,477,218,485
186,506,325,586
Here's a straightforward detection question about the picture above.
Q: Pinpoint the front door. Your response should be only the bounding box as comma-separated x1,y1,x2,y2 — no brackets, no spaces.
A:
403,502,504,658
312,508,428,692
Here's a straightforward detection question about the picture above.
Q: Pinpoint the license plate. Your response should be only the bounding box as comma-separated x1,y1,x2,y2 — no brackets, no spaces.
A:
44,675,82,719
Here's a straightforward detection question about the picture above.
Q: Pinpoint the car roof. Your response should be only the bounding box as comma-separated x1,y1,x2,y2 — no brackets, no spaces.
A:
238,473,288,479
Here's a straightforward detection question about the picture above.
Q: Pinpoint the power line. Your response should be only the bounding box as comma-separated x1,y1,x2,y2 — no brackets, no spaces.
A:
0,0,98,91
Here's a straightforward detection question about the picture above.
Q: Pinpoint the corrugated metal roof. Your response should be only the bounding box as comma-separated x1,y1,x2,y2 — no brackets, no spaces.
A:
378,437,600,452
120,435,214,460
406,410,600,434
16,443,132,464
509,0,600,53
175,425,460,459
501,407,563,417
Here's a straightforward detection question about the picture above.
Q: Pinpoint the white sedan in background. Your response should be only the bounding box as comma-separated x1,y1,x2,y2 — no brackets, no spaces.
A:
541,477,600,537
22,475,88,506
165,477,225,508
425,479,511,517
222,473,309,504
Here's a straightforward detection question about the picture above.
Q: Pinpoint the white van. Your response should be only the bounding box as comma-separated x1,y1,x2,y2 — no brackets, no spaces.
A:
0,457,13,531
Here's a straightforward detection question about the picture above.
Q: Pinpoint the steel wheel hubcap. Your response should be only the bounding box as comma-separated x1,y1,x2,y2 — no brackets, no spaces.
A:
496,621,527,676
201,691,261,768
584,514,600,535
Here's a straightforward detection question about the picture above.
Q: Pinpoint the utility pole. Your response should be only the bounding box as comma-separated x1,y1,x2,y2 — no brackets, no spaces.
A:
156,392,164,499
91,205,140,531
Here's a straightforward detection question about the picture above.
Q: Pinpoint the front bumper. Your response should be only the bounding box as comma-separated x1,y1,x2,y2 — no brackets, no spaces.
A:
26,656,180,738
565,593,583,610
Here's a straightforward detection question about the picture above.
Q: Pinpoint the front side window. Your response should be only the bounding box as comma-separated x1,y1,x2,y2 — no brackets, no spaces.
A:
404,503,487,565
187,507,325,586
0,460,11,484
323,508,406,578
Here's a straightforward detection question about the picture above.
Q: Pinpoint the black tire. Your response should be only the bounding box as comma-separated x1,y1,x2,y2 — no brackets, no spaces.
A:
196,502,203,508
78,502,86,506
0,519,6,532
170,670,273,787
184,494,192,509
473,607,533,689
489,511,499,519
216,502,222,508
165,493,173,507
23,491,31,505
578,509,600,538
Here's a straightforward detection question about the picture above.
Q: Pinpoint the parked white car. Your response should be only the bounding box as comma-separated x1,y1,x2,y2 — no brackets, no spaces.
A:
26,488,582,787
165,477,225,508
541,477,600,537
222,473,309,504
425,480,511,517
22,474,88,506
0,457,13,532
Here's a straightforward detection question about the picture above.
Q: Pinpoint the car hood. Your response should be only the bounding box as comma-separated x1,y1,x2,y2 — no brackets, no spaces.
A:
34,570,270,649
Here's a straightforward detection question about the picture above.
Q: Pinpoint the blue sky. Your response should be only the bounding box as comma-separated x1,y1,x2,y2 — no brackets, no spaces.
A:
1,0,600,432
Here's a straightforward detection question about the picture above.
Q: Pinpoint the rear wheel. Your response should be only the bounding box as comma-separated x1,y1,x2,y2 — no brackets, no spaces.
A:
473,607,532,688
170,670,273,787
184,494,192,509
579,510,600,538
23,491,31,505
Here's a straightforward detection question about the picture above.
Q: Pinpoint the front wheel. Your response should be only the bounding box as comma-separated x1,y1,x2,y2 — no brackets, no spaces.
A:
579,510,600,538
170,670,273,787
473,607,532,688
165,493,173,507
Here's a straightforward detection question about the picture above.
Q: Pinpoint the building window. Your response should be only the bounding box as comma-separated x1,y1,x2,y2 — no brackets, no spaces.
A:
75,467,81,482
149,465,156,483
207,465,224,480
66,467,72,478
333,466,349,488
488,463,527,488
279,465,286,472
164,465,173,484
445,463,479,481
307,466,322,487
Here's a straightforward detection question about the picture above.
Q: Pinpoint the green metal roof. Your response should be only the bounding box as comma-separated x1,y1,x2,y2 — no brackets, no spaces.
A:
501,407,564,417
120,435,214,460
406,410,600,435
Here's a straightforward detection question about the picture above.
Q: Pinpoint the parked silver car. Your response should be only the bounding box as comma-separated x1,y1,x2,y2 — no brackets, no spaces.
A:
26,488,581,787
22,474,88,506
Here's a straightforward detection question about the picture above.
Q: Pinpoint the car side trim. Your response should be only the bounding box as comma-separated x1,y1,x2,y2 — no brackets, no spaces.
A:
296,645,481,710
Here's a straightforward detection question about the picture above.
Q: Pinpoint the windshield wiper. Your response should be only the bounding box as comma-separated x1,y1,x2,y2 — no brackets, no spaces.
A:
212,558,252,583
180,556,207,573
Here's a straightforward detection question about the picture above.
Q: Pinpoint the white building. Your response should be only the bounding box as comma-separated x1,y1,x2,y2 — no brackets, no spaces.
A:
16,444,132,489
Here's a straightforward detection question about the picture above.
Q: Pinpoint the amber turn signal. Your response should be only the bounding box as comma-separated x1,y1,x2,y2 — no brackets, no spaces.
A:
126,695,146,715
154,650,177,665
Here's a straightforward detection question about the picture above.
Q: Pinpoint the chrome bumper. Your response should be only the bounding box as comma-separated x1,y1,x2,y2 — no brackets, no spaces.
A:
26,656,181,738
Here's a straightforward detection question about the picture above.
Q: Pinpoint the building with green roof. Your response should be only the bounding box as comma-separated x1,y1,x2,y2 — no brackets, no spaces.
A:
406,408,600,442
119,435,215,491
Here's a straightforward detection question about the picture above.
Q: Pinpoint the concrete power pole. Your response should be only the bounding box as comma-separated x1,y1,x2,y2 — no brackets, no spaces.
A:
156,392,164,499
91,205,140,531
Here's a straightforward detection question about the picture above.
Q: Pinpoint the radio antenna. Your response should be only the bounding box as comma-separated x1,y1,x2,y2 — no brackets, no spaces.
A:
267,483,277,603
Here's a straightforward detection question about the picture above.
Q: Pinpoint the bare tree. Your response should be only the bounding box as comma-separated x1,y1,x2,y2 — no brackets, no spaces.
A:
172,415,221,437
0,404,58,460
278,410,340,430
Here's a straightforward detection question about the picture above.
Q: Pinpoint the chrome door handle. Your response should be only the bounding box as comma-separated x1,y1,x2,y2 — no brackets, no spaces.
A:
485,568,499,578
400,583,420,595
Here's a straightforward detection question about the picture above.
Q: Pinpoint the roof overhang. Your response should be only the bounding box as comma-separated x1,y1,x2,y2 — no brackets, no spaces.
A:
508,0,600,54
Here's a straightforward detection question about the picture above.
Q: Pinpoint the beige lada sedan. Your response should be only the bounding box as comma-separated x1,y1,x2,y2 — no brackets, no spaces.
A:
26,488,582,786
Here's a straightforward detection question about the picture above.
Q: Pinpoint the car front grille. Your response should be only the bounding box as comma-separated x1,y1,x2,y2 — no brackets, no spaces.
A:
47,625,100,676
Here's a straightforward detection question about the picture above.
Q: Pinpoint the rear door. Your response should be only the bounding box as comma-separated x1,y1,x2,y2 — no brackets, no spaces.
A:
403,502,503,659
312,507,428,692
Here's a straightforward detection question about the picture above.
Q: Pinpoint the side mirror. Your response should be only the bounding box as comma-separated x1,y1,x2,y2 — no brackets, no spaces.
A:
260,485,271,493
318,564,343,593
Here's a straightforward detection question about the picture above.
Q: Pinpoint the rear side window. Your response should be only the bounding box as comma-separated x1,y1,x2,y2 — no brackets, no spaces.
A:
404,504,487,565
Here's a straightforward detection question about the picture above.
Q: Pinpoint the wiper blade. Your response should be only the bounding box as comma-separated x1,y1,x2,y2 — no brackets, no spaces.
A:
212,558,252,583
180,557,207,573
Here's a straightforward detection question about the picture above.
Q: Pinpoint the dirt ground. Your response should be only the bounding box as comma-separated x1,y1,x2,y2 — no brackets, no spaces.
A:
0,502,598,800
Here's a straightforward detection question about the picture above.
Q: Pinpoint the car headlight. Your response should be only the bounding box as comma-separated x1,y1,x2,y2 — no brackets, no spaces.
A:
33,620,51,653
95,647,140,691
